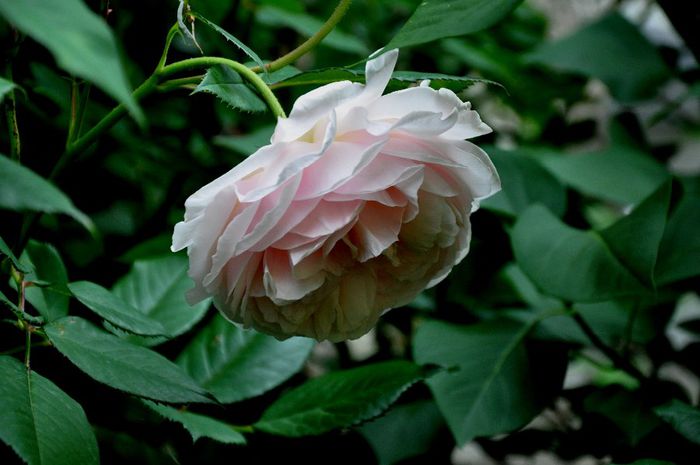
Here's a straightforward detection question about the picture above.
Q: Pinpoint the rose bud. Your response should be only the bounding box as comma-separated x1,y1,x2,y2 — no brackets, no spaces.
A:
172,49,500,342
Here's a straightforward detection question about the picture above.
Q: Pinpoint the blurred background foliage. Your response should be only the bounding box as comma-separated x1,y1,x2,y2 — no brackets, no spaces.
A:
1,0,700,464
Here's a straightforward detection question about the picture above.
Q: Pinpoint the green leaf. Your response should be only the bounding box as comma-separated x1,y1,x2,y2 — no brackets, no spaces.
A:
515,299,653,347
413,319,554,445
511,205,646,302
0,234,28,272
386,0,523,49
68,281,168,336
255,361,424,436
192,65,267,113
214,124,275,157
0,0,142,122
584,389,660,445
481,146,567,217
256,6,368,55
270,66,495,93
111,255,210,346
143,400,246,445
655,400,700,445
525,13,670,102
0,76,17,103
655,179,700,284
600,180,672,287
20,241,69,322
192,12,267,72
531,141,668,206
0,156,95,234
177,314,314,404
0,356,99,465
45,316,212,403
359,400,444,465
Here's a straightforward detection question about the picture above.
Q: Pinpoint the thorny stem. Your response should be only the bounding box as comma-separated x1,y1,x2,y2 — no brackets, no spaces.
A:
18,280,31,368
4,62,20,161
161,57,286,117
250,0,354,73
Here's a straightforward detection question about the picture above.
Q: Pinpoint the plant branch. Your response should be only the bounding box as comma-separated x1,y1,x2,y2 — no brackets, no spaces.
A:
157,23,182,71
4,62,21,161
53,55,285,178
250,0,353,73
160,56,286,117
572,312,647,382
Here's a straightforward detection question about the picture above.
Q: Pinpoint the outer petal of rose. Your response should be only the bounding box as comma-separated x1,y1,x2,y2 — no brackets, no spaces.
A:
339,106,460,139
263,248,325,303
177,185,239,303
202,202,259,287
236,112,337,202
354,202,405,262
272,81,363,143
381,136,500,200
295,139,386,200
336,49,398,114
368,86,492,139
433,139,501,200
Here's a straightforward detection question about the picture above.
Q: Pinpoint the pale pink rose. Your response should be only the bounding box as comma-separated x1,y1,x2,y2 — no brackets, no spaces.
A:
172,50,500,342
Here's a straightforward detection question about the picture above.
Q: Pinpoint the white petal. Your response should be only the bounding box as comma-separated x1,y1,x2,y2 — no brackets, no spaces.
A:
181,185,239,303
368,86,492,139
272,81,363,143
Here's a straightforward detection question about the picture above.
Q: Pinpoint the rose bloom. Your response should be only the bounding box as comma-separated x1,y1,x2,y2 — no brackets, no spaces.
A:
172,50,500,342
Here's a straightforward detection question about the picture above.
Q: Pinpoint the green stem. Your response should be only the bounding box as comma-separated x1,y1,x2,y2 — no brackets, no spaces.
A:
157,23,182,72
157,75,203,92
75,84,92,139
54,56,285,178
66,78,79,148
250,0,353,73
572,312,647,382
4,63,20,161
160,57,286,117
51,74,160,179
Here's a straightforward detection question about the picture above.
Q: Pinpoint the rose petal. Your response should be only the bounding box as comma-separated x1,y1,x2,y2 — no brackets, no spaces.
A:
272,81,363,143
